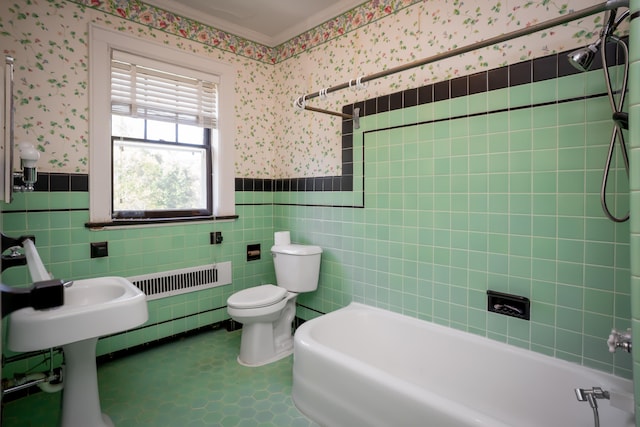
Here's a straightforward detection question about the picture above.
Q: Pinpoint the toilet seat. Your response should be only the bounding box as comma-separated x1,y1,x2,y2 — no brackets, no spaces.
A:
227,284,287,309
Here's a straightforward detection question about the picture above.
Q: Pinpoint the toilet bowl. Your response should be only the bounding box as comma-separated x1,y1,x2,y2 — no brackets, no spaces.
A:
227,285,297,366
227,239,322,366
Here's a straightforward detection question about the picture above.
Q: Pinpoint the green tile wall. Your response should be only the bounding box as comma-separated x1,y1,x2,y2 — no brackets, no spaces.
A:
627,0,640,422
1,63,633,386
278,67,633,378
1,195,276,378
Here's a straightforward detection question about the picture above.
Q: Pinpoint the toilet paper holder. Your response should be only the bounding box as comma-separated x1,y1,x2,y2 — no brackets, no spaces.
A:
247,244,261,261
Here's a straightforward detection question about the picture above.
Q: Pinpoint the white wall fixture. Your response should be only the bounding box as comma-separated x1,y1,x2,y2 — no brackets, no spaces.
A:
0,57,40,203
1,56,14,203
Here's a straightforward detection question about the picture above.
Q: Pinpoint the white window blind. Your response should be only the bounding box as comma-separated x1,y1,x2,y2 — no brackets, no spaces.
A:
111,50,218,129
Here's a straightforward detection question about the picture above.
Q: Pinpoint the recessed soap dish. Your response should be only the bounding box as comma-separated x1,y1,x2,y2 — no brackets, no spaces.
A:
487,290,530,320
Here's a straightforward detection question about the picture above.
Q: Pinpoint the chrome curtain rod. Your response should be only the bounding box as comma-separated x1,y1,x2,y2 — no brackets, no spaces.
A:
294,0,627,123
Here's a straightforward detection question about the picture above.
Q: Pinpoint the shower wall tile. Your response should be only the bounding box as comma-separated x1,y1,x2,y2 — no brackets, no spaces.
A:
277,61,632,379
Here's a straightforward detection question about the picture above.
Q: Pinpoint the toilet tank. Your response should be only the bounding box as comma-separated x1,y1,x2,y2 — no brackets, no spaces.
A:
271,244,322,293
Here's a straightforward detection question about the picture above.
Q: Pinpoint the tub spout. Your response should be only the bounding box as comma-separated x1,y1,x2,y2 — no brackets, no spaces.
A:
575,387,610,408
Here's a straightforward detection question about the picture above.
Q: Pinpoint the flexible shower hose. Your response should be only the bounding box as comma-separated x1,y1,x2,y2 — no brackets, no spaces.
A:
599,10,630,222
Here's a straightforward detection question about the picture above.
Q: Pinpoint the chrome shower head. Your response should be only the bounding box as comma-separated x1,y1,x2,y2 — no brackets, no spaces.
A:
567,42,600,72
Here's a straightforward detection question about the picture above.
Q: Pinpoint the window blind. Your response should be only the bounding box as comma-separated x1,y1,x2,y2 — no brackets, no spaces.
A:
111,50,218,129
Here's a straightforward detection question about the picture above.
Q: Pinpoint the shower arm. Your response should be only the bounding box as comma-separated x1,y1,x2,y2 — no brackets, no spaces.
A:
295,0,628,118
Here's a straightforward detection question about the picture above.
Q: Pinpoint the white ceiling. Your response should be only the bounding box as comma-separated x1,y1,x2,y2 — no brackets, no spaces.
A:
143,0,366,47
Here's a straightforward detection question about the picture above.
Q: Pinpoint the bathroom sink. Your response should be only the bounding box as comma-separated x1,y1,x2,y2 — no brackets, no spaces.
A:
8,276,148,352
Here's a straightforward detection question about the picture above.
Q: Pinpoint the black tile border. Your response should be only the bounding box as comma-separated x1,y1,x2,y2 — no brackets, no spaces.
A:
23,38,627,196
14,172,89,192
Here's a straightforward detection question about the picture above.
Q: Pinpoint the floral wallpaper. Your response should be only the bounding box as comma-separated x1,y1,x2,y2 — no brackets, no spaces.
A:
1,0,610,178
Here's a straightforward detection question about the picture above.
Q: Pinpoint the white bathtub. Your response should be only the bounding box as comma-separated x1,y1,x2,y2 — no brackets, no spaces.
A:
292,303,635,427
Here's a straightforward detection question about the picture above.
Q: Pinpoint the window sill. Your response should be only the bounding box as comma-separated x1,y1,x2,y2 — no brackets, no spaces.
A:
85,215,238,230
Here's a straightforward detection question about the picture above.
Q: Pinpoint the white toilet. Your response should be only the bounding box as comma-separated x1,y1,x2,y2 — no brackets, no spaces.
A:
227,237,322,366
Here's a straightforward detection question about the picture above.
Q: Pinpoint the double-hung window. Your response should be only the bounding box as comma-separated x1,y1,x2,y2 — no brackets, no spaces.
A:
89,25,235,226
110,51,216,219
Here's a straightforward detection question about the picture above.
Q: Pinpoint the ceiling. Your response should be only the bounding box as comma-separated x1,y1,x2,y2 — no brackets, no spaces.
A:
143,0,366,47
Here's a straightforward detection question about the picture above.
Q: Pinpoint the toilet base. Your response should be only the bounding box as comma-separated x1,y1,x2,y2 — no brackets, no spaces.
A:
237,345,293,367
234,298,297,367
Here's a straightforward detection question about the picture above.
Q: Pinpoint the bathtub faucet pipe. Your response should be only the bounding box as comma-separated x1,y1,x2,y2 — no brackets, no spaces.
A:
575,387,610,409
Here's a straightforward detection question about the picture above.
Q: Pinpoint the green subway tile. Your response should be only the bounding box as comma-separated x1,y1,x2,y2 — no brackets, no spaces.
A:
557,195,585,217
510,256,531,278
488,89,509,113
584,265,615,291
532,237,556,259
558,102,586,125
510,235,531,257
531,279,556,304
585,217,616,242
556,306,583,332
557,171,585,193
532,172,557,194
26,193,50,210
557,73,586,99
450,97,468,118
532,127,558,150
584,288,614,315
586,96,611,121
531,322,555,347
558,147,585,171
557,239,584,263
509,109,532,131
388,110,403,127
531,258,557,282
509,173,531,193
433,100,451,120
532,215,556,238
532,149,557,172
510,151,532,174
558,124,586,148
468,231,487,250
557,261,583,286
584,241,615,267
583,311,614,338
509,85,531,109
532,80,558,105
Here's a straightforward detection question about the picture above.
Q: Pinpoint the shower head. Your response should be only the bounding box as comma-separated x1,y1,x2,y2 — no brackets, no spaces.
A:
567,42,600,72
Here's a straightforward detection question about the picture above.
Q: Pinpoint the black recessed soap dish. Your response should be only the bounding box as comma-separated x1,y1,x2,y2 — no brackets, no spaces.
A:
487,290,530,320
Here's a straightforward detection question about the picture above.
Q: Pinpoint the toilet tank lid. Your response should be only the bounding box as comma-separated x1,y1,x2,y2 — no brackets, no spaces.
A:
271,244,323,256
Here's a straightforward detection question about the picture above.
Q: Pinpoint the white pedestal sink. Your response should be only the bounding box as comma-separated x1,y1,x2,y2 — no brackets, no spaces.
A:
8,276,148,427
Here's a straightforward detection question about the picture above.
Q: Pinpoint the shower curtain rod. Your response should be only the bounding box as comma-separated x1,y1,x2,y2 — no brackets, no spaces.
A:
295,0,627,123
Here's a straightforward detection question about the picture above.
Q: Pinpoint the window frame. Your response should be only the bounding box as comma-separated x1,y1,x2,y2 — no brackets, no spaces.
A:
111,129,213,219
88,24,236,226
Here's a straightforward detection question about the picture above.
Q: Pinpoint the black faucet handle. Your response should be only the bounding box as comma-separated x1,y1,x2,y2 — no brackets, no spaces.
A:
0,279,65,318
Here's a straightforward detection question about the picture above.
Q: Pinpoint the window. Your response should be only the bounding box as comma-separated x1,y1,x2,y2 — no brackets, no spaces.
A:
89,25,236,225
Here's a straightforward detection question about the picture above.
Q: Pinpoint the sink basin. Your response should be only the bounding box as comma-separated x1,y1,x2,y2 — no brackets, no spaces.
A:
8,276,148,352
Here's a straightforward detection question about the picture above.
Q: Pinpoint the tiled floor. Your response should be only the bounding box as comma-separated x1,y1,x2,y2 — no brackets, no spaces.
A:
2,327,318,426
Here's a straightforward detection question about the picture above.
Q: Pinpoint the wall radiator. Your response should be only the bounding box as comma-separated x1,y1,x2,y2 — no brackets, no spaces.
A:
128,261,232,300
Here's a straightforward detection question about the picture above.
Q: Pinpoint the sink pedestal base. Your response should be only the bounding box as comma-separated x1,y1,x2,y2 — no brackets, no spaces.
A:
61,338,113,427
